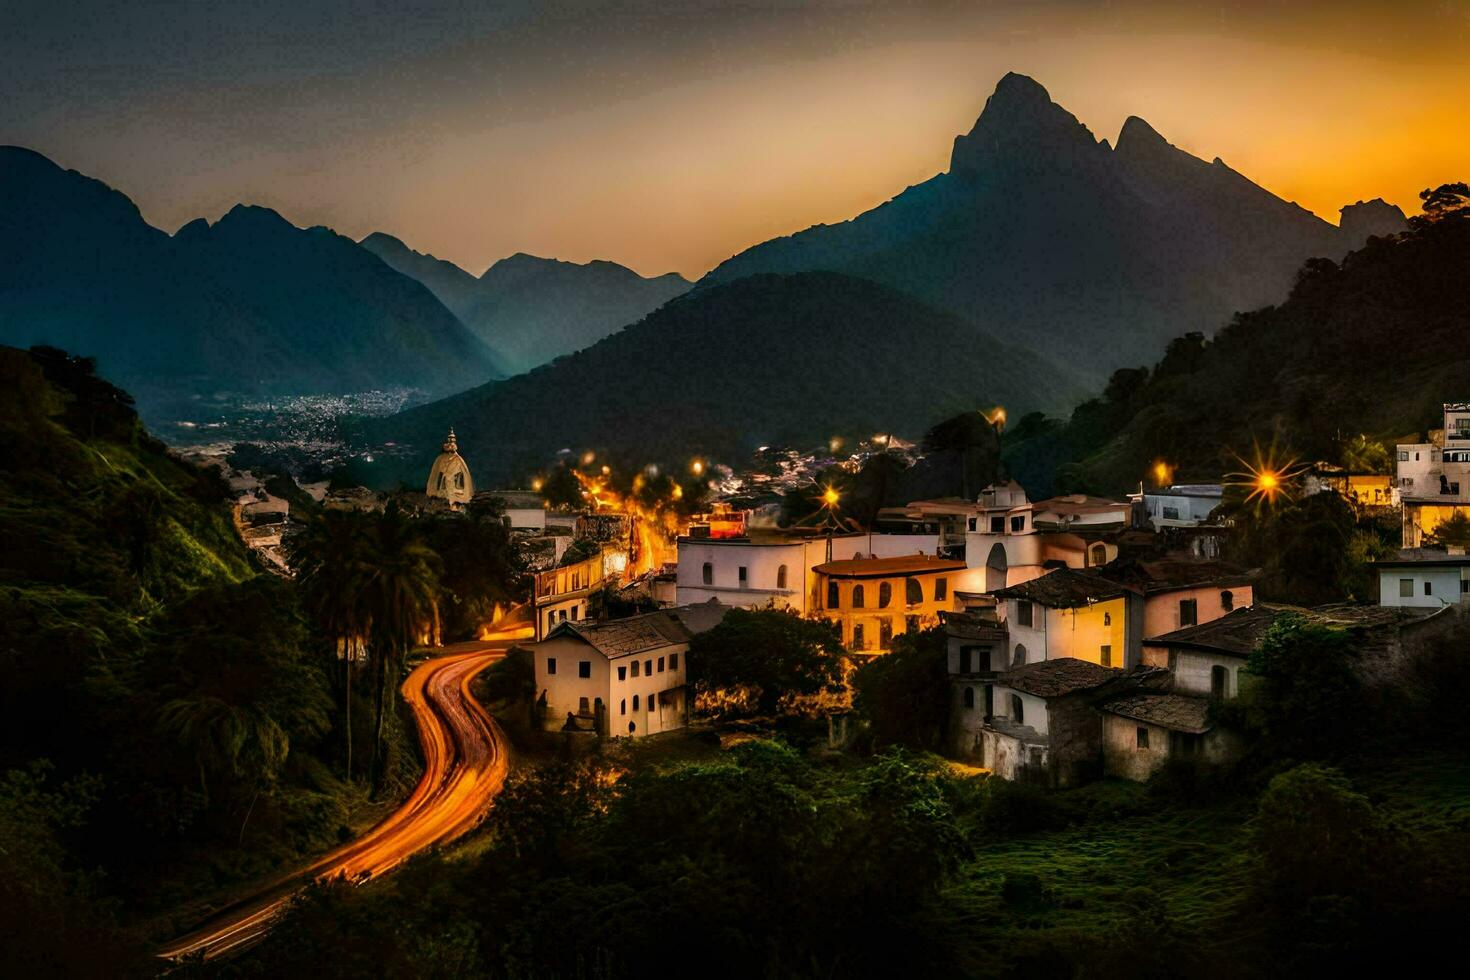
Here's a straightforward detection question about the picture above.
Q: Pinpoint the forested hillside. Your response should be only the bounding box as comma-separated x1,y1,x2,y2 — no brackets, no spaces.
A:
1004,190,1470,496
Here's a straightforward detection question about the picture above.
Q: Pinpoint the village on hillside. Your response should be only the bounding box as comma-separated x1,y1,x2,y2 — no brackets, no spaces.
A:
206,401,1470,789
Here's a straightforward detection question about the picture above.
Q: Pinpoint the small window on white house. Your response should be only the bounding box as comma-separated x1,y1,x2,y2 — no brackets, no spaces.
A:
546,657,556,675
1017,600,1033,627
1136,727,1150,749
1400,578,1414,598
578,661,591,678
702,562,713,585
1425,581,1433,596
738,566,748,587
777,564,788,589
1010,516,1025,532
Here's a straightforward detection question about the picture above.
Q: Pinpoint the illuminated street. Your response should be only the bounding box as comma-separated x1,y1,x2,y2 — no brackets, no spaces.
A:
157,629,528,961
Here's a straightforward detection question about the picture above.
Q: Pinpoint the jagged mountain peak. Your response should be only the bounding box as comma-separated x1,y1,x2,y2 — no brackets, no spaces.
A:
1114,115,1171,155
950,72,1104,179
1338,198,1407,241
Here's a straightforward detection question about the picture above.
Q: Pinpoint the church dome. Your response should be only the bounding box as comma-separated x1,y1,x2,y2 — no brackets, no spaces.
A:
426,428,473,507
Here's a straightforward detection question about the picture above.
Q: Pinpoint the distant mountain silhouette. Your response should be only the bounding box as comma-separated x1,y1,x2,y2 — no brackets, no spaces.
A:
702,73,1406,383
360,233,691,374
362,271,1091,487
0,147,502,412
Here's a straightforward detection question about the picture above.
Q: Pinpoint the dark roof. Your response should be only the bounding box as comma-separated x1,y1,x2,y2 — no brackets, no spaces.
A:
1104,693,1212,734
666,599,732,636
1143,602,1441,655
812,555,965,578
546,611,691,659
999,657,1120,698
992,567,1130,607
984,716,1048,745
1103,557,1255,594
1370,548,1470,568
939,610,1007,642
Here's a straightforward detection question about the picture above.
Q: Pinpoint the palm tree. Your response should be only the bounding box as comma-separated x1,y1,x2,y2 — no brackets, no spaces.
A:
157,695,288,809
292,510,374,781
362,505,441,793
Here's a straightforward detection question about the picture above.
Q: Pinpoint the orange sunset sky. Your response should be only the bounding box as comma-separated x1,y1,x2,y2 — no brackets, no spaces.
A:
3,1,1466,279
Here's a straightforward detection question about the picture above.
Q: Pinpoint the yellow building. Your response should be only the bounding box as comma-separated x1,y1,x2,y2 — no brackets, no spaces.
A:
533,542,609,640
813,555,966,654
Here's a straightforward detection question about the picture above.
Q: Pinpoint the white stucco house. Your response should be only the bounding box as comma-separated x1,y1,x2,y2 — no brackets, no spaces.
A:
1370,549,1470,607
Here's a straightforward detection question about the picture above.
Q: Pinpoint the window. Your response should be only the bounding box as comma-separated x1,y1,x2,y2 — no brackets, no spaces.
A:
879,619,894,647
1462,580,1469,595
968,517,977,531
1136,726,1150,749
669,653,679,670
777,564,788,589
963,687,975,709
1211,664,1228,701
1017,600,1033,627
559,609,567,622
570,606,579,621
628,721,636,734
620,699,627,715
579,696,589,713
738,565,748,588
631,660,640,678
1010,694,1024,724
702,562,713,585
959,647,972,673
827,581,840,608
578,661,591,678
1425,580,1434,596
645,659,653,676
454,472,465,489
984,685,994,716
1400,578,1414,598
1162,505,1180,520
632,694,640,710
879,582,893,607
546,657,557,675
990,516,1004,532
852,584,866,608
1398,451,1408,461
618,665,627,681
1090,544,1107,566
1179,598,1198,627
547,612,555,632
1100,644,1112,667
657,656,665,673
906,577,923,605
934,577,948,602
852,622,866,650
1010,515,1025,532
1103,611,1111,626
1221,590,1234,611
978,648,992,672
1012,643,1027,667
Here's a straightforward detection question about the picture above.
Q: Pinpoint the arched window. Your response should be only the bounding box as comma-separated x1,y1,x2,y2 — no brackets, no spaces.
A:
852,584,866,609
878,582,893,607
963,686,975,709
633,694,640,710
776,564,788,589
1010,694,1024,724
1012,643,1027,667
436,473,447,490
620,699,627,715
1221,590,1234,611
628,721,636,734
1090,543,1107,566
702,562,713,585
453,471,465,489
905,577,923,605
827,581,840,608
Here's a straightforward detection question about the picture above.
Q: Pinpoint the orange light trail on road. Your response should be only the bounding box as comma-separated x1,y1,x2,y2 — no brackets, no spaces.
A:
156,623,531,962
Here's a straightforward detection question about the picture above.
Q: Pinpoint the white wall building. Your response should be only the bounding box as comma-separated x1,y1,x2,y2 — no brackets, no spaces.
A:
1397,402,1470,546
964,483,1129,590
674,531,943,612
531,611,694,737
1371,550,1470,607
1135,485,1223,529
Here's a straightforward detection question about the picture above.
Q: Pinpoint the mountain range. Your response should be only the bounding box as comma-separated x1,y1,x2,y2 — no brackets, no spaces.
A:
360,271,1091,487
0,146,502,414
360,233,691,375
701,73,1405,381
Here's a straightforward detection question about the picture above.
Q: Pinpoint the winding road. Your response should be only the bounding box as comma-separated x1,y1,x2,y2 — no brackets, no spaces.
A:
157,630,527,962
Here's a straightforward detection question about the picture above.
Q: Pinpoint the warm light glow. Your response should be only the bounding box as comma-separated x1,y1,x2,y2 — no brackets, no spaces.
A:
581,451,596,466
822,487,841,507
530,478,543,492
691,459,704,476
1151,460,1174,487
829,436,844,453
600,464,611,476
1227,442,1307,508
986,406,1007,430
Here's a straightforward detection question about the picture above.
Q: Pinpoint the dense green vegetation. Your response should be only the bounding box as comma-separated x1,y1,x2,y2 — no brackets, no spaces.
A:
1004,190,1470,497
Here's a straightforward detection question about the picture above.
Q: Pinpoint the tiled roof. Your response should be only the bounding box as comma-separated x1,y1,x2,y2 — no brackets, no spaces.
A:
1144,602,1441,655
999,657,1120,698
992,567,1130,607
549,611,691,659
985,716,1048,745
1104,693,1212,734
1103,557,1255,594
812,555,966,578
940,610,1008,642
1370,548,1470,568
